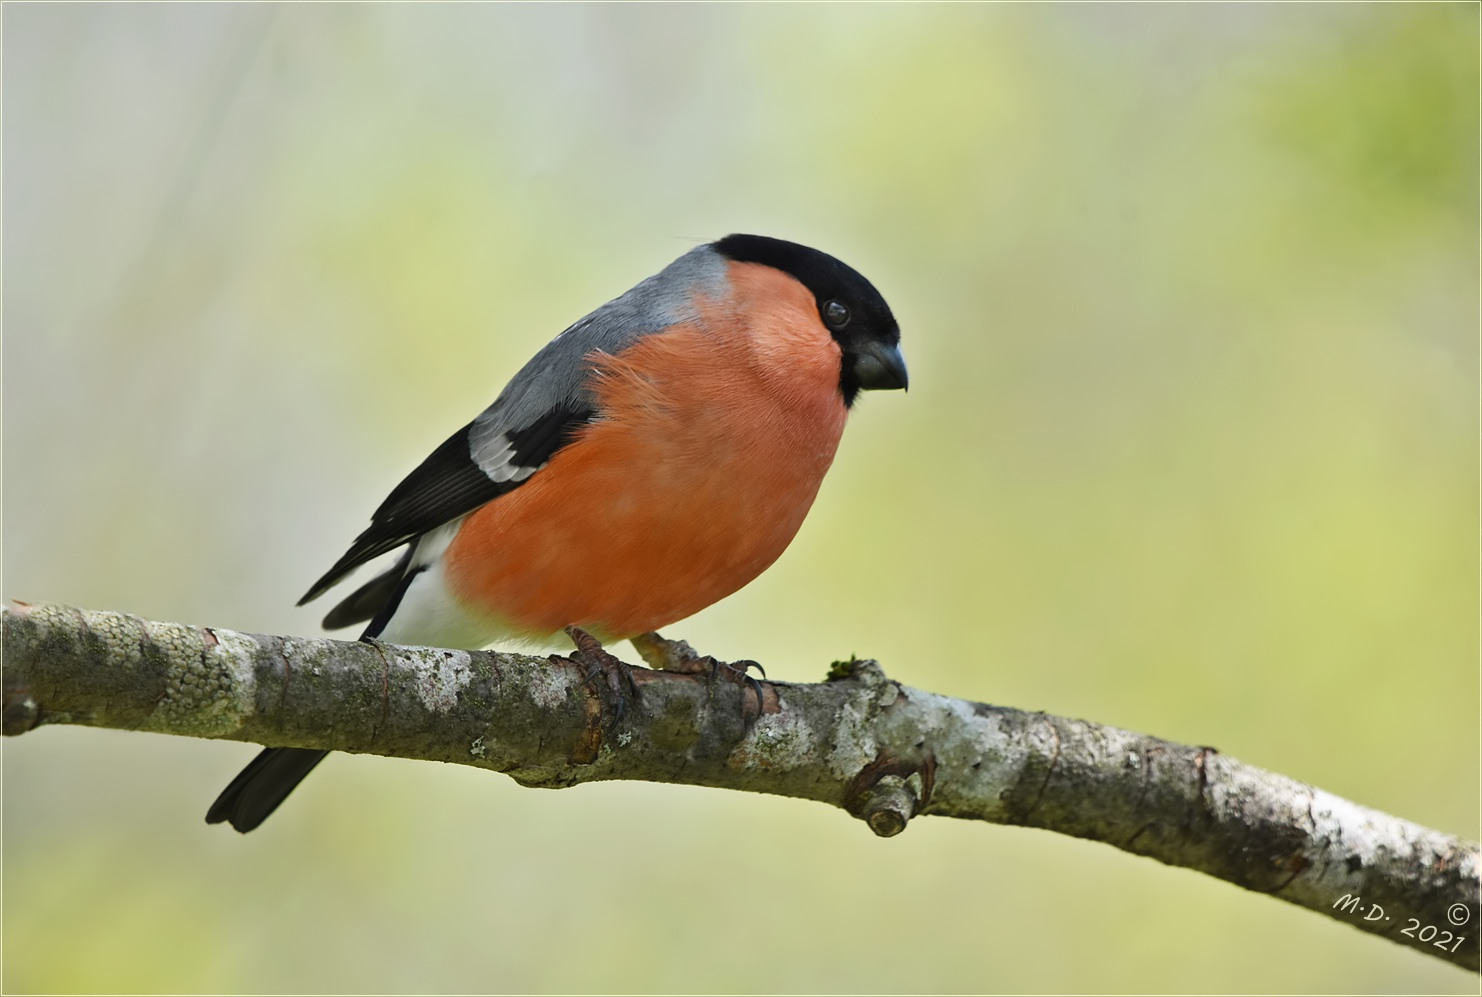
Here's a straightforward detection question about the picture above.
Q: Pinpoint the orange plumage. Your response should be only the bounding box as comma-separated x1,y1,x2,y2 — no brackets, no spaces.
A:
443,262,849,639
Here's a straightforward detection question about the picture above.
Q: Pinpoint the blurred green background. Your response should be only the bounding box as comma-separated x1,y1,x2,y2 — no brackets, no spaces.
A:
4,5,1476,993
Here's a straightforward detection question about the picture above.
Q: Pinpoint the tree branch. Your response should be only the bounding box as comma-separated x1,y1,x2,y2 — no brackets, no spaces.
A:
4,601,1477,973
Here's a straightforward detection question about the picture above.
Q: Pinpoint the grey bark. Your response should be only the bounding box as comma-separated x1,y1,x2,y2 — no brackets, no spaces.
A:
3,601,1477,973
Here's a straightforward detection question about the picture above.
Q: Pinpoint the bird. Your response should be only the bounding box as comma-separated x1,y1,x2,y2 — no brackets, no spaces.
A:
206,233,907,832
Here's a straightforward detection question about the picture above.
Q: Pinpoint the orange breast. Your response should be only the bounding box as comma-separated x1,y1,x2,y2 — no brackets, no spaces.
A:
441,262,849,640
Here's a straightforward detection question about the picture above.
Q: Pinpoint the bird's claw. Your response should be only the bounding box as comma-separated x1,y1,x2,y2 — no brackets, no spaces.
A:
564,626,638,726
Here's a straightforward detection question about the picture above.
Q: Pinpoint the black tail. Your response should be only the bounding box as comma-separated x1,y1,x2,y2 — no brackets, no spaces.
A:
205,747,330,833
212,544,419,832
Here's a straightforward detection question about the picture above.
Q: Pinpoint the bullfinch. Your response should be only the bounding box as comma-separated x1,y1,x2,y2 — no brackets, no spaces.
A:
206,233,907,832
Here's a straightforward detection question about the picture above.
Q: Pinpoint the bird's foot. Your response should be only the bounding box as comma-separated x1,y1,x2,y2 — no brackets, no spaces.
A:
564,626,639,725
630,631,767,715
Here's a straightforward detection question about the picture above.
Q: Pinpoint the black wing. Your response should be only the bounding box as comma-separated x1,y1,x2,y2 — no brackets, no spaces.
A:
299,403,593,609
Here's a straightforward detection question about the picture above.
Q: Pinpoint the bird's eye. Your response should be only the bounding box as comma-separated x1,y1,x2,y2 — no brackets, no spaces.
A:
822,300,851,330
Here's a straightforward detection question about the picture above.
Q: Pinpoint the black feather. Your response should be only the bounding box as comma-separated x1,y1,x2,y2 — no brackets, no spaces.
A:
298,405,593,608
204,747,329,832
298,424,502,605
320,549,412,630
360,564,426,639
506,404,593,467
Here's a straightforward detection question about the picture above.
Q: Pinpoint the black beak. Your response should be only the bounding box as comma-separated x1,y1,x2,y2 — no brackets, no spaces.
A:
849,340,909,392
